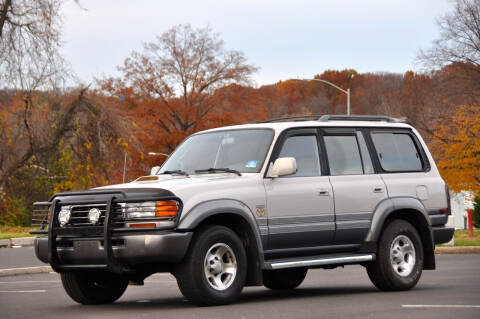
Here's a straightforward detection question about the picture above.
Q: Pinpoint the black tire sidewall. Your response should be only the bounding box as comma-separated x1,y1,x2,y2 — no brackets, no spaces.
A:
378,220,424,289
178,225,247,304
263,267,307,290
61,271,128,304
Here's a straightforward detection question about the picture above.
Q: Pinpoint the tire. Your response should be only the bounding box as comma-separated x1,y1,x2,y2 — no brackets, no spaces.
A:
367,219,424,291
263,267,307,290
175,225,247,306
61,271,128,305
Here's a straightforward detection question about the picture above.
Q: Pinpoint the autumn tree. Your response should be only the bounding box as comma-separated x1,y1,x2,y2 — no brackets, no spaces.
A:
431,104,480,193
0,0,74,188
104,24,258,152
353,72,403,116
419,0,480,69
314,70,357,114
0,0,70,90
0,90,136,224
418,0,480,101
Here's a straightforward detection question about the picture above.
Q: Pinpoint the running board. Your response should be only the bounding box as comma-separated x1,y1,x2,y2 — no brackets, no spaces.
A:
265,253,375,270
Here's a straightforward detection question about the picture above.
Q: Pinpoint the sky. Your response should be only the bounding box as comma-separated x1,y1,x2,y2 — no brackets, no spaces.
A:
61,0,453,87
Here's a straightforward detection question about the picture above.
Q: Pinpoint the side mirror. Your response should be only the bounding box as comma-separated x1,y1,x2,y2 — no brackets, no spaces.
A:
150,166,160,175
267,157,297,178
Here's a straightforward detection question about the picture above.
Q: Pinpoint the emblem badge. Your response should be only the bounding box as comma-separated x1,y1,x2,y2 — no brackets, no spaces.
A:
256,206,265,217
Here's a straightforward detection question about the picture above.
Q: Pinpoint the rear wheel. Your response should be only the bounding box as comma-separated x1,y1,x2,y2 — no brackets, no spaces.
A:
175,225,247,306
263,267,307,290
367,219,424,291
61,271,128,304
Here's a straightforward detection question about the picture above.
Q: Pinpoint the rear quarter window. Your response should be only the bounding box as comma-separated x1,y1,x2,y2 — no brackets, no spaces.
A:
371,132,423,172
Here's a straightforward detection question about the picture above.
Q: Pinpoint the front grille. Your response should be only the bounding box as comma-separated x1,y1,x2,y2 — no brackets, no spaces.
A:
65,204,124,227
69,204,107,226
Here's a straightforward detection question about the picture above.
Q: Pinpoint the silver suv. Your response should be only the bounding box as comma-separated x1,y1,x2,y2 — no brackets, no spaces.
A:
32,115,454,306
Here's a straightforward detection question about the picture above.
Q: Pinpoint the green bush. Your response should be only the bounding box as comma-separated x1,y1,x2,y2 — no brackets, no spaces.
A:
0,198,31,226
474,196,480,228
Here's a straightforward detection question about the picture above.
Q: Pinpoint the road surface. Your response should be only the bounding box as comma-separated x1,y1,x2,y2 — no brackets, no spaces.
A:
0,254,479,318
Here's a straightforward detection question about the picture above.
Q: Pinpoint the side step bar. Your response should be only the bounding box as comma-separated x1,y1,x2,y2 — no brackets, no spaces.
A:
266,253,375,270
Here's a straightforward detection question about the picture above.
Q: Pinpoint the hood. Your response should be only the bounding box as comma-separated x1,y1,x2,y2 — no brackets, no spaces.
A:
96,173,256,194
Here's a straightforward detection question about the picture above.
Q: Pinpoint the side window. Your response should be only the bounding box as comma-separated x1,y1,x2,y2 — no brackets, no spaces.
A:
324,135,363,175
356,131,375,174
371,132,423,172
278,135,321,177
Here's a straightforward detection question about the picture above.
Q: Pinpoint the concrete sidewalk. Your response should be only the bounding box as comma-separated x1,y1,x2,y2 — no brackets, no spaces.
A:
0,236,35,248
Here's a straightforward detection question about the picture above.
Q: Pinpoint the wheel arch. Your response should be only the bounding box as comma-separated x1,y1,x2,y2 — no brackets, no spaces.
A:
177,199,264,285
361,197,435,270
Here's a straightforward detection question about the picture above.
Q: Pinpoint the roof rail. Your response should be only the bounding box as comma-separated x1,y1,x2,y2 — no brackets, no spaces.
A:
318,115,406,123
256,115,323,123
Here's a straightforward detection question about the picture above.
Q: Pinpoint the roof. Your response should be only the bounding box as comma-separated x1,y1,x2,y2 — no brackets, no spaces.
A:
197,115,414,135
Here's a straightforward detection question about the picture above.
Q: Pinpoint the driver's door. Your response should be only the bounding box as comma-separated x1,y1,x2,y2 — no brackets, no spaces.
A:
264,128,335,251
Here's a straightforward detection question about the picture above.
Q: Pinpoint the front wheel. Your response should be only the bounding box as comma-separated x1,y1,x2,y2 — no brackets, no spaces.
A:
61,271,128,304
367,219,424,291
175,225,247,306
263,267,307,290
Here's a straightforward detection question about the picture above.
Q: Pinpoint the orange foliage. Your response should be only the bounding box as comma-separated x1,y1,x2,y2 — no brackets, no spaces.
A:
432,104,480,194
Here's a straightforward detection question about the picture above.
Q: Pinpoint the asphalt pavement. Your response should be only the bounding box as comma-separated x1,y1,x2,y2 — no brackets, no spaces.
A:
0,254,479,319
0,247,45,269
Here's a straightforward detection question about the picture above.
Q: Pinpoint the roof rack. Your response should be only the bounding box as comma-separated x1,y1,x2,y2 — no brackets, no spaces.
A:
318,115,406,123
256,115,323,123
255,114,409,124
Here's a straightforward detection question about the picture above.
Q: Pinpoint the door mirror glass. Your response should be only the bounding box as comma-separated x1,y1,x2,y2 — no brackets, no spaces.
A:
267,157,297,178
150,166,161,175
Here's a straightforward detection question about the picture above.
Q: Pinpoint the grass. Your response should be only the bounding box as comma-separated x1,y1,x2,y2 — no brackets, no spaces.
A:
452,229,480,246
0,225,34,240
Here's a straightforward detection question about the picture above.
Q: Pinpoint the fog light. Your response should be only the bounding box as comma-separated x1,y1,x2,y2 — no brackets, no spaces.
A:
58,209,71,227
88,208,101,224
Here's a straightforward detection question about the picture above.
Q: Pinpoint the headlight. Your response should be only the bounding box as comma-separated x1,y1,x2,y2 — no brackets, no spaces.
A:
58,206,71,227
122,201,178,219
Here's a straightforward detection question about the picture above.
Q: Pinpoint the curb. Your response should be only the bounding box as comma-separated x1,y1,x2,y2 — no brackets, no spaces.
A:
435,246,480,254
0,237,35,248
0,239,10,248
0,266,52,277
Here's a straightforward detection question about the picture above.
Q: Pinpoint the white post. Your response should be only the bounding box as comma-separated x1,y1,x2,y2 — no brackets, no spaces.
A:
347,88,351,115
122,152,127,183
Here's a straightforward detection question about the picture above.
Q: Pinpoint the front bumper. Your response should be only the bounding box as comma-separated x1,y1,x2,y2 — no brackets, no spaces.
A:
433,226,455,244
35,232,192,266
31,188,188,274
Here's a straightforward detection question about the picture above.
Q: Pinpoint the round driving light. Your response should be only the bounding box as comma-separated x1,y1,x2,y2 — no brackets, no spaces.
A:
58,209,71,227
88,208,101,224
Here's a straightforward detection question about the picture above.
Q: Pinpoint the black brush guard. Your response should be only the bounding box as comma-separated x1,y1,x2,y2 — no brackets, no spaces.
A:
31,190,183,274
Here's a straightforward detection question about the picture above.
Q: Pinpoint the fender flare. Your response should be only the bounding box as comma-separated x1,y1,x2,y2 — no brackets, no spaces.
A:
177,199,265,266
362,196,435,269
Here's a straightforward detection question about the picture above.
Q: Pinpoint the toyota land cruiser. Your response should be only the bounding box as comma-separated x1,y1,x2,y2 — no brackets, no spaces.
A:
31,115,454,306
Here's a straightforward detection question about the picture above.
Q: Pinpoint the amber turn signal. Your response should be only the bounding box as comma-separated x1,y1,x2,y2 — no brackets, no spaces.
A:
155,200,178,218
129,223,156,228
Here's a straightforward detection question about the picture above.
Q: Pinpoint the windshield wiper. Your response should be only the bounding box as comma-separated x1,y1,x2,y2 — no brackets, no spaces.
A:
161,170,189,176
194,168,242,176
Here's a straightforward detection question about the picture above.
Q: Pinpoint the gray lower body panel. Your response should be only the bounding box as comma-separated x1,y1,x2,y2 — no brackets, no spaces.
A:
432,226,454,245
35,232,193,265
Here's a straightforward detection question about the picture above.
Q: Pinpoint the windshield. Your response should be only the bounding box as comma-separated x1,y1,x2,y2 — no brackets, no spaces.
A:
159,129,274,174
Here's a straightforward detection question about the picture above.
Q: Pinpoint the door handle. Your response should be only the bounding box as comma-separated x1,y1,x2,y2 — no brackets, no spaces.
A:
318,189,330,196
373,187,384,193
